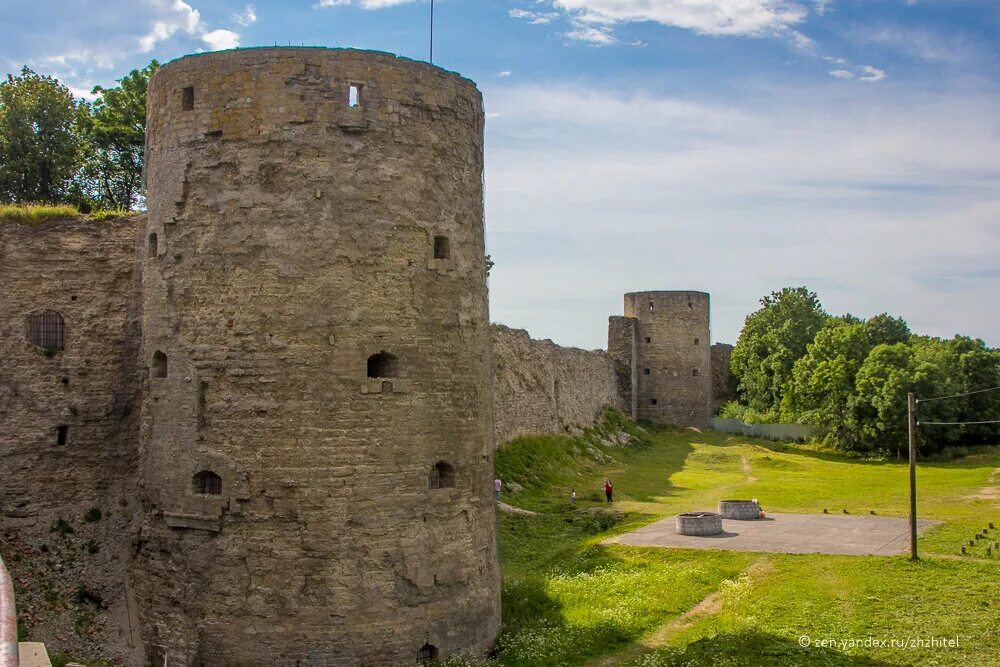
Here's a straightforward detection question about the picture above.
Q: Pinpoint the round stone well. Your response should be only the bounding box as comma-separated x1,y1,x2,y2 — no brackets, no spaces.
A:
718,499,761,520
675,512,723,536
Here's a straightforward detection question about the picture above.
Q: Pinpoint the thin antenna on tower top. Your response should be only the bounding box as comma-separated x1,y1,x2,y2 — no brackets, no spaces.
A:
429,0,435,64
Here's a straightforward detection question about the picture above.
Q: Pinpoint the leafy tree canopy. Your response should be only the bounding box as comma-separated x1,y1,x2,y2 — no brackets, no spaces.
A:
730,286,827,413
0,67,84,203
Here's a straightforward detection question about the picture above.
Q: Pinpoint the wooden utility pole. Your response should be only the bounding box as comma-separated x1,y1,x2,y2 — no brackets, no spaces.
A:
908,392,918,561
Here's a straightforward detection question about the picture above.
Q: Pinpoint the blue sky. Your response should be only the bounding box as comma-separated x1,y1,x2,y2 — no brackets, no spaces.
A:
3,1,999,349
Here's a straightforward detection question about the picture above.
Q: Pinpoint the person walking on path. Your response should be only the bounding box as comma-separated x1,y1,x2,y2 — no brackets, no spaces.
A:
494,478,502,501
604,479,613,503
570,489,577,506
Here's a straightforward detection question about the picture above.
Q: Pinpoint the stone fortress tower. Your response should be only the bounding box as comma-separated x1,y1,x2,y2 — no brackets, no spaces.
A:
608,291,713,427
137,48,499,664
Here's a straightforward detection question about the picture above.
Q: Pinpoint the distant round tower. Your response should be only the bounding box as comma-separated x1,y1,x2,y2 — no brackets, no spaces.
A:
137,48,499,665
619,291,712,427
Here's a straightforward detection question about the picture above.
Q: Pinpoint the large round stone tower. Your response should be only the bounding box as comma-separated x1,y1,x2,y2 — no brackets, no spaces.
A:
137,48,499,665
609,291,712,427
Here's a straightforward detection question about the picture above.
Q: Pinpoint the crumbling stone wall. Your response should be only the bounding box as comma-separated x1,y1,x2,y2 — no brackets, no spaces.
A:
492,325,625,446
0,216,143,664
613,291,713,427
137,48,499,665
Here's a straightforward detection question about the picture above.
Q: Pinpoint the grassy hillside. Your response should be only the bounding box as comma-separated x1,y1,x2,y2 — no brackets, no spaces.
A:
478,411,1000,666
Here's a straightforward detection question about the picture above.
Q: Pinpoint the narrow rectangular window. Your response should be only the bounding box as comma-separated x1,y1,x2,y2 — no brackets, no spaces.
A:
650,399,658,406
649,302,654,312
348,84,360,108
694,337,700,345
643,368,650,375
433,235,450,260
182,86,194,111
692,369,699,377
198,381,208,428
644,337,651,344
56,425,68,446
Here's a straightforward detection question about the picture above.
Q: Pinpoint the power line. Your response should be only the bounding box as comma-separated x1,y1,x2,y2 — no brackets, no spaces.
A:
916,385,1000,403
919,420,1000,426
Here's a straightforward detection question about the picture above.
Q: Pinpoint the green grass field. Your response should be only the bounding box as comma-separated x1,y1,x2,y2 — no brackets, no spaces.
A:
481,412,1000,667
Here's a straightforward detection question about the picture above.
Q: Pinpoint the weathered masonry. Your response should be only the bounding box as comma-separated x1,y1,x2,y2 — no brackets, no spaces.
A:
0,47,730,666
137,48,499,665
609,291,714,427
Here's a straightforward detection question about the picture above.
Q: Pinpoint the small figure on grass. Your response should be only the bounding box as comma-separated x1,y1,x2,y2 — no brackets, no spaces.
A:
494,478,502,502
604,479,614,503
570,489,577,507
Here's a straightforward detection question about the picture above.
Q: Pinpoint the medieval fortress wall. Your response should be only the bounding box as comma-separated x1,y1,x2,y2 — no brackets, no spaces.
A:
0,47,725,665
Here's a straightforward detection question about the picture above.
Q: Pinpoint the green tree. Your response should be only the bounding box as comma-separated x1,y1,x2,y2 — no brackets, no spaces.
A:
863,313,910,347
787,321,870,443
80,61,159,210
852,342,957,456
730,287,827,414
0,67,84,203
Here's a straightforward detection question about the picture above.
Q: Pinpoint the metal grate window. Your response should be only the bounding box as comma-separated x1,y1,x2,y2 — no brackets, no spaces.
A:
26,311,64,351
193,470,222,496
417,644,439,664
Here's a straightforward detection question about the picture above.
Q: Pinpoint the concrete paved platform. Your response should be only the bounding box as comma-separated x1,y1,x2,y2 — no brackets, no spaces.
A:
605,512,940,556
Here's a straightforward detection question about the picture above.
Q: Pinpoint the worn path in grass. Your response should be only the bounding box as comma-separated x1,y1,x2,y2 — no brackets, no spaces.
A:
495,417,1000,666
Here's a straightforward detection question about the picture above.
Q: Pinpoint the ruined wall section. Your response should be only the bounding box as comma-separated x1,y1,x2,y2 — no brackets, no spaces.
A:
138,48,499,665
624,291,712,427
0,216,141,664
607,316,637,421
492,325,625,446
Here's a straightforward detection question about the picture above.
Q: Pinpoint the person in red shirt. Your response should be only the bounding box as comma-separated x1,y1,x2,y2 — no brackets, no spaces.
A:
604,479,613,503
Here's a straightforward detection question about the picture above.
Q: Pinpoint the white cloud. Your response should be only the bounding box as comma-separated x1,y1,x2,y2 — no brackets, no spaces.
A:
812,0,833,15
565,22,617,45
551,0,809,37
138,0,203,52
498,70,513,77
510,8,560,24
829,69,854,79
858,65,886,82
202,29,240,50
233,5,257,26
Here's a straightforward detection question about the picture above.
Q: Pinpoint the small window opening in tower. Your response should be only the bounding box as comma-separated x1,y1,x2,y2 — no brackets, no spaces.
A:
182,86,194,111
429,461,456,489
694,337,700,345
433,235,450,260
688,301,693,309
148,233,158,258
348,84,361,108
645,337,651,344
56,425,68,446
198,381,208,428
643,368,650,375
26,310,64,351
692,369,699,377
193,470,222,496
650,399,658,406
417,644,439,664
649,302,654,312
152,350,168,378
367,351,399,379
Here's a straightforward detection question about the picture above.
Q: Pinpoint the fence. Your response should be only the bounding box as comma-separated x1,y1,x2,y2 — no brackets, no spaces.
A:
710,417,818,442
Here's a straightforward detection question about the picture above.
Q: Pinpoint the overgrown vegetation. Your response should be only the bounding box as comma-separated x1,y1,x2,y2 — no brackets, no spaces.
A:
483,414,1000,666
0,203,129,223
724,286,1000,455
